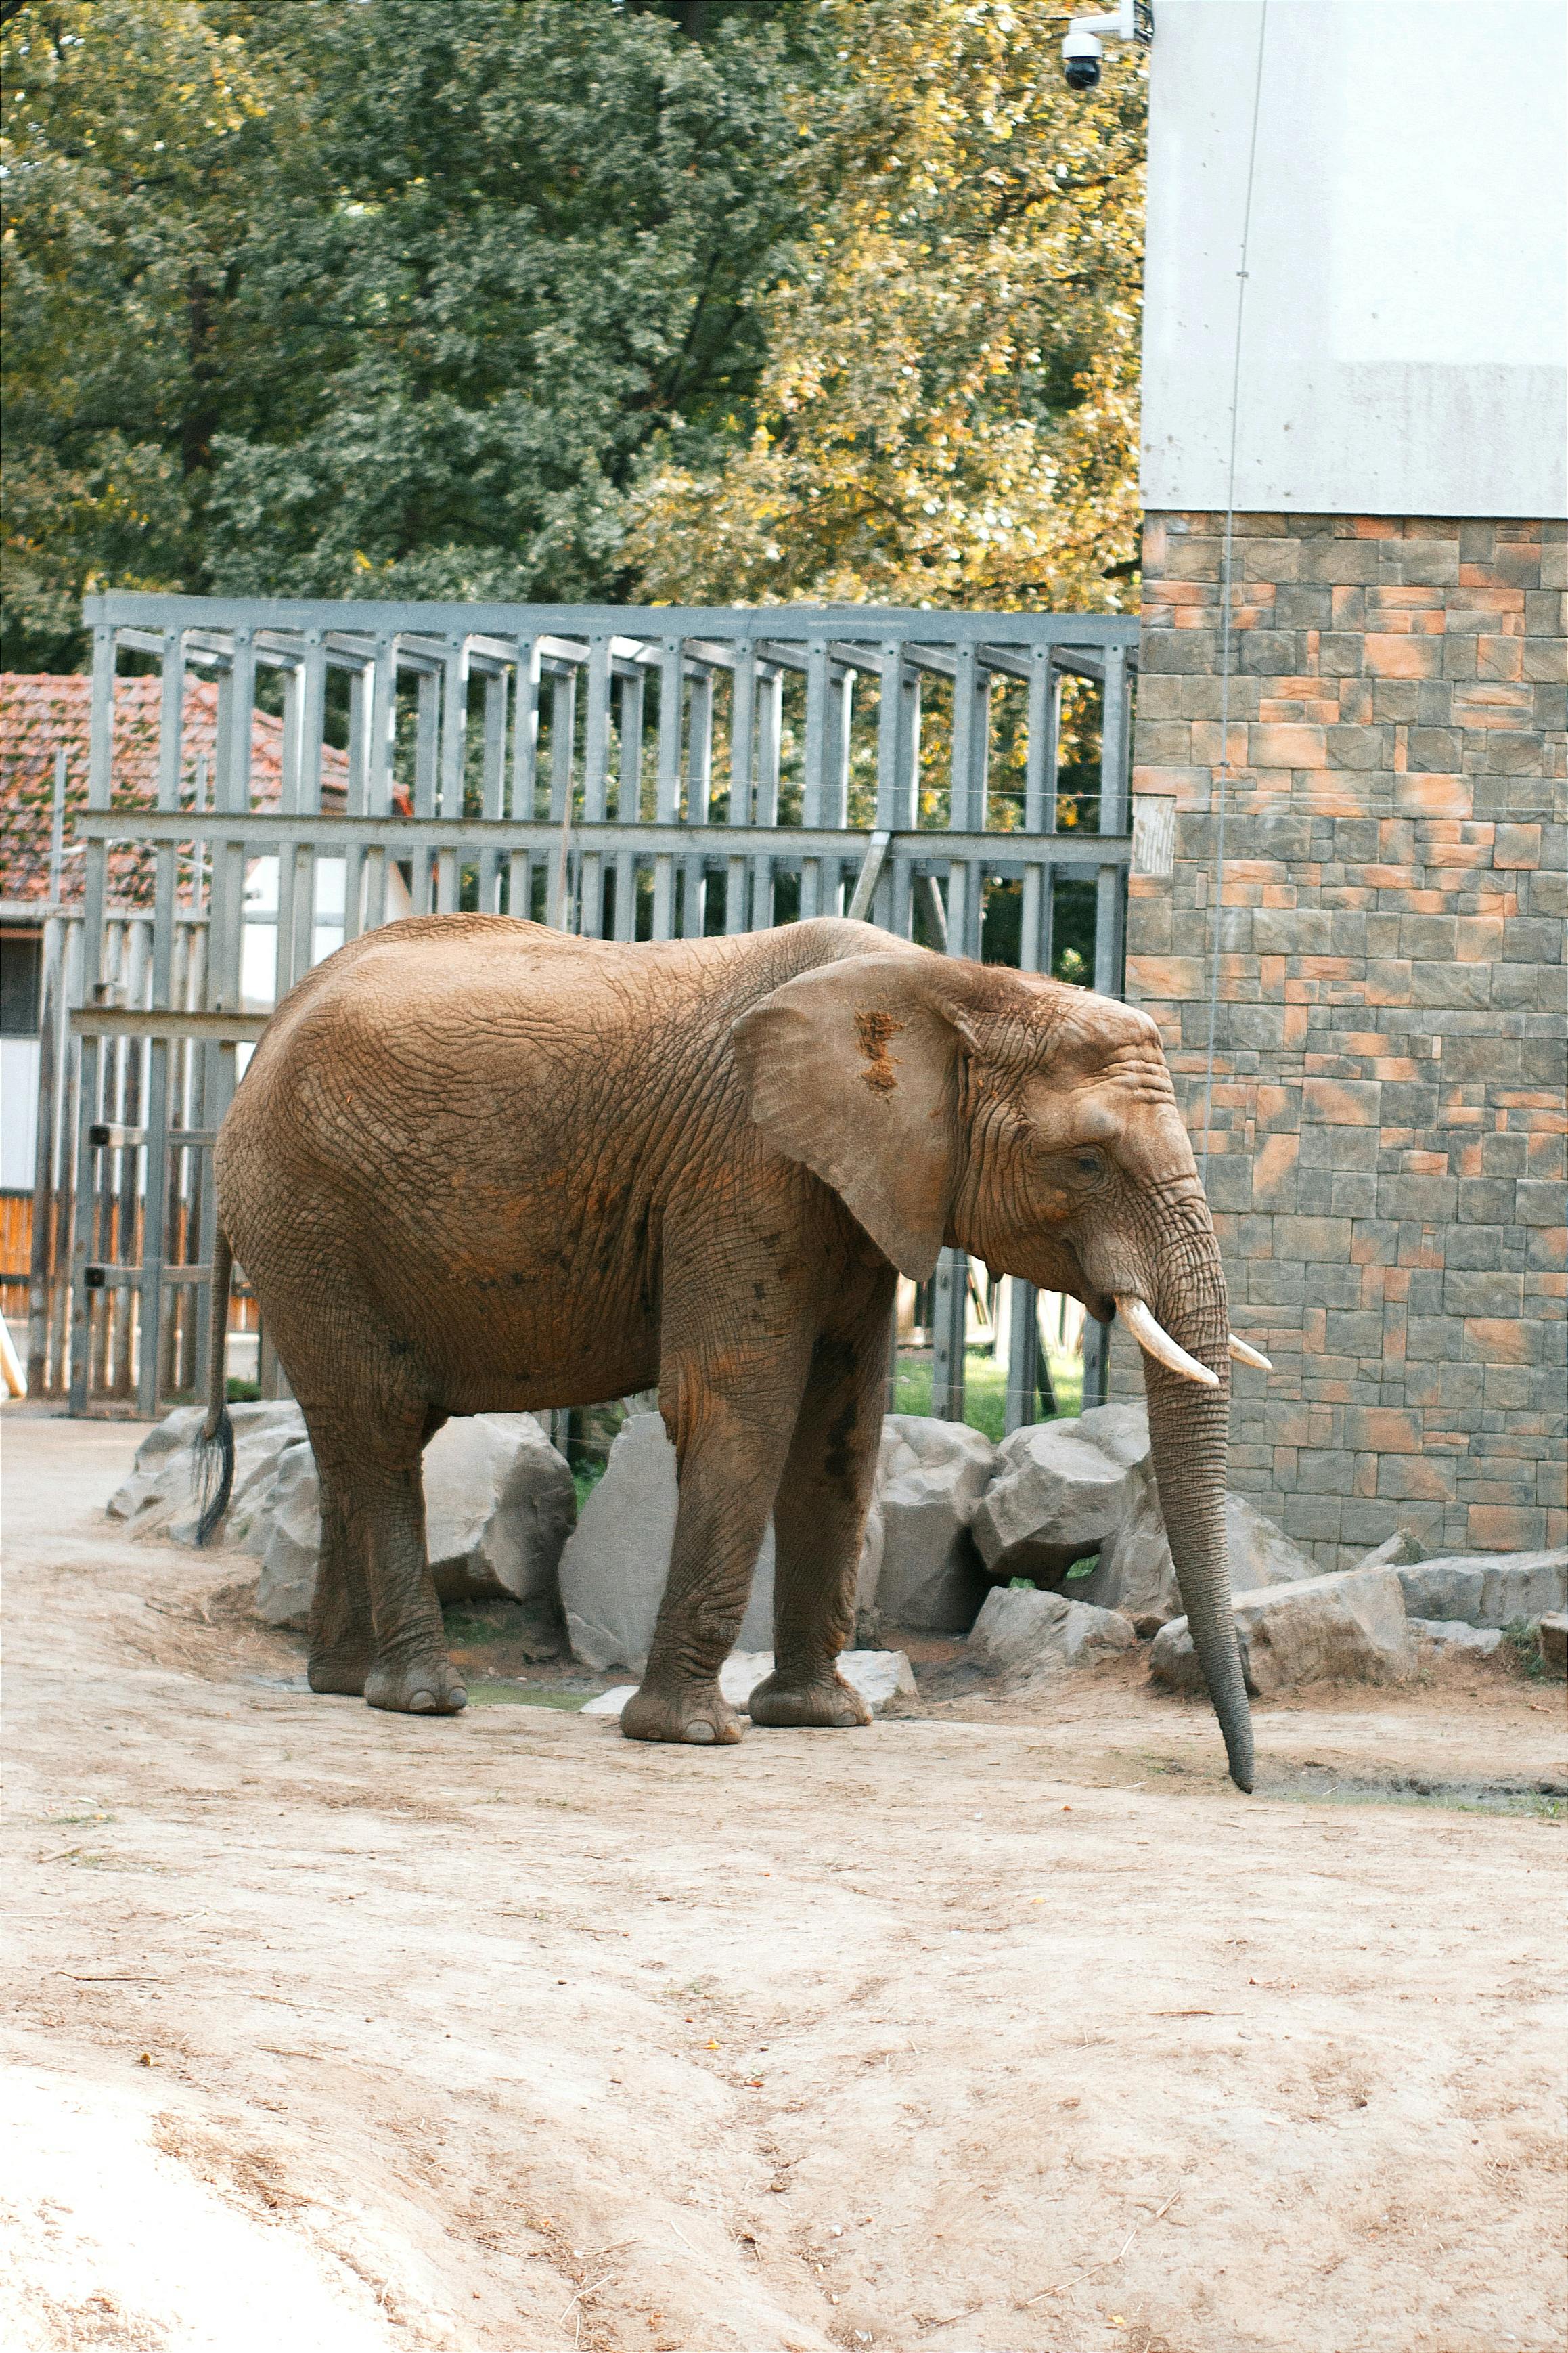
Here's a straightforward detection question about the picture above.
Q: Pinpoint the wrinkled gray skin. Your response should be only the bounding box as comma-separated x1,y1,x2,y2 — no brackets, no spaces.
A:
208,915,1252,1788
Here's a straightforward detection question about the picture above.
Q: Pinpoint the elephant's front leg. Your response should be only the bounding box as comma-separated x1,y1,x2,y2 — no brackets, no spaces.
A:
748,1268,895,1730
620,1368,801,1746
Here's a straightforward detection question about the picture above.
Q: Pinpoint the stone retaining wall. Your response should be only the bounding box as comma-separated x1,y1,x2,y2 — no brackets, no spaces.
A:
1115,512,1566,1568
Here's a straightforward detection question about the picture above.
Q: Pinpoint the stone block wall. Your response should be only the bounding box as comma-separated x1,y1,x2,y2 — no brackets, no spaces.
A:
1114,512,1566,1567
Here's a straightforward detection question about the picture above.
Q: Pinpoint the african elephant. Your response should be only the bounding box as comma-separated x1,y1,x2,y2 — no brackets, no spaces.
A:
198,914,1256,1789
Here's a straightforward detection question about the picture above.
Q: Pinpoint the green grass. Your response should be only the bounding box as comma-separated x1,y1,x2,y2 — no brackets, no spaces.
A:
1500,1617,1554,1681
893,1347,1083,1441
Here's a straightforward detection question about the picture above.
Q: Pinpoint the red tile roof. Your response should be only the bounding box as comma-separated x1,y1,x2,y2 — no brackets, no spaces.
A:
0,674,353,907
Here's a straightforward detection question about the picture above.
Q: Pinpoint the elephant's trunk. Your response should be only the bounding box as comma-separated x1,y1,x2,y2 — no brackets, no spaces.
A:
1133,1215,1255,1793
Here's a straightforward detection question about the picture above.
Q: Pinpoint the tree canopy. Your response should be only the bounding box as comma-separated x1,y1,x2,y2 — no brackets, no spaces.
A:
1,0,1145,668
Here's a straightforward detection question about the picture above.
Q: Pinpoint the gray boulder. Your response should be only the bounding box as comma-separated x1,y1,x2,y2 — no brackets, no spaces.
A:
1348,1529,1427,1573
1538,1613,1567,1677
558,1412,772,1673
964,1585,1137,1683
1150,1564,1413,1697
1397,1549,1568,1631
872,1415,995,1631
251,1439,320,1628
108,1401,306,1546
1070,1481,1316,1635
1411,1618,1505,1661
248,1413,575,1633
972,1403,1150,1584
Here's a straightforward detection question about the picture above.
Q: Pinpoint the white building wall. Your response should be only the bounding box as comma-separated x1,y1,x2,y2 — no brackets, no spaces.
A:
1140,0,1567,516
1,1038,41,1191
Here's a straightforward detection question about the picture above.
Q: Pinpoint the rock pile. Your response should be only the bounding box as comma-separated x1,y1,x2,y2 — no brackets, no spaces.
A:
108,1402,575,1637
1150,1563,1415,1696
108,1395,1566,1699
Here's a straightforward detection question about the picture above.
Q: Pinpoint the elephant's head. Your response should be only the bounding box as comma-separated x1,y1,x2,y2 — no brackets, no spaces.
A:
733,944,1257,1792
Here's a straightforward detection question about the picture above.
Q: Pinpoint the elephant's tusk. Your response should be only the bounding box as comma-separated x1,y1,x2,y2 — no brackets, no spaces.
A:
1228,1334,1273,1373
1114,1295,1221,1388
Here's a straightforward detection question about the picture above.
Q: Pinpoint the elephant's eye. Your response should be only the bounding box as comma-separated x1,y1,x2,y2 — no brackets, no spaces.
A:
1068,1148,1107,1183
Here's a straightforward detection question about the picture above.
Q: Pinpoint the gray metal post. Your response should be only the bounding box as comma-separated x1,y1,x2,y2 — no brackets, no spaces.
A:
26,912,64,1396
1004,1280,1042,1434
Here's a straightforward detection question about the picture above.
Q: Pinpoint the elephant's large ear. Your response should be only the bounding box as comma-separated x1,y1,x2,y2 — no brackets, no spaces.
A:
732,950,967,1280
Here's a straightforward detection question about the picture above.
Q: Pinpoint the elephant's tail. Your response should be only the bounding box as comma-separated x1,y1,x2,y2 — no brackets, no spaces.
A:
193,1231,234,1547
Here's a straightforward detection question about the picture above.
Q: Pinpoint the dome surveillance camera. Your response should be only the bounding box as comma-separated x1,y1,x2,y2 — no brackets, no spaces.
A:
1062,26,1104,89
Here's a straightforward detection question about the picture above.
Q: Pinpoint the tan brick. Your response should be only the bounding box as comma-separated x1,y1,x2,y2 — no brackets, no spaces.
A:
1252,1132,1300,1206
1342,1407,1423,1453
1477,634,1524,681
1248,723,1327,768
1468,1505,1547,1550
1394,774,1473,818
1464,1318,1533,1364
1364,634,1443,679
1494,823,1542,868
1303,1077,1380,1126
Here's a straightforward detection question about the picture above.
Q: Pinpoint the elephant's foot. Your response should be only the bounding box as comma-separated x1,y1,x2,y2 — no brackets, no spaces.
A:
746,1669,871,1729
307,1644,370,1698
364,1650,468,1716
620,1678,744,1747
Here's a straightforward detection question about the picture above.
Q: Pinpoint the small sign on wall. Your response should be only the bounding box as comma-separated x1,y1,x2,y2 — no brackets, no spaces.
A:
1132,794,1176,879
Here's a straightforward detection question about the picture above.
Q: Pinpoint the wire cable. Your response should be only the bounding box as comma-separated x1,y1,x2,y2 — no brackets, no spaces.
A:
1200,0,1270,1189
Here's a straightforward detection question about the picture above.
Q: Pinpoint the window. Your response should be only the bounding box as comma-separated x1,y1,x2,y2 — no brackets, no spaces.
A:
0,933,42,1037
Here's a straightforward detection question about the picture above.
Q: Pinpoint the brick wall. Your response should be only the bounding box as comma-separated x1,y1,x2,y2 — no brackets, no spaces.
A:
1117,512,1566,1567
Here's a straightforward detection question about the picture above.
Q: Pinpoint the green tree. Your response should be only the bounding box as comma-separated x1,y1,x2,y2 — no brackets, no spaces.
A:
628,0,1146,613
1,0,809,662
0,0,301,667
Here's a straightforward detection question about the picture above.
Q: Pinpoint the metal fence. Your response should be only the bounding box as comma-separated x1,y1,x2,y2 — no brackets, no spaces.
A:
42,592,1139,1422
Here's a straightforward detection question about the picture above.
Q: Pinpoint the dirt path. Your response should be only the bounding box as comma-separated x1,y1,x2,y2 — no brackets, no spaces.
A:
3,1411,1564,2353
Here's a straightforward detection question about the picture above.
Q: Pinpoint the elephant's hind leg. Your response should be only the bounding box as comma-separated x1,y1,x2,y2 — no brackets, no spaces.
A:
305,1457,374,1695
747,1272,894,1730
307,1403,465,1717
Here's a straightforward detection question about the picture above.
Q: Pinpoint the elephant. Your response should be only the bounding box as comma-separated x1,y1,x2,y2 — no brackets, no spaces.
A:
197,912,1257,1789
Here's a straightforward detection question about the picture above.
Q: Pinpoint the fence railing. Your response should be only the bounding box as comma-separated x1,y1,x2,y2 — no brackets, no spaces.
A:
42,592,1139,1422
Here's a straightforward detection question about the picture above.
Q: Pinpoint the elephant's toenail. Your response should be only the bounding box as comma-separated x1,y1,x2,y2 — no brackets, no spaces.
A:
409,1690,436,1712
682,1721,716,1744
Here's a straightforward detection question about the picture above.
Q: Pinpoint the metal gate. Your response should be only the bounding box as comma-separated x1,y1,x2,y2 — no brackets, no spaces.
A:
34,592,1138,1424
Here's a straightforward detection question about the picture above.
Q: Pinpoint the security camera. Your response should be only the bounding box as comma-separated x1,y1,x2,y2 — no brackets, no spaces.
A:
1062,26,1103,90
1062,2,1151,91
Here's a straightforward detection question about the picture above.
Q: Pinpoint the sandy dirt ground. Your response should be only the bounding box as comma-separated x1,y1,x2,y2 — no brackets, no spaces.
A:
3,1410,1565,2353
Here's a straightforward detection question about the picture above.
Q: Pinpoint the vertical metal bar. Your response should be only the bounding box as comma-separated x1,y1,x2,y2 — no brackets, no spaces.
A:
1004,1280,1041,1434
69,625,116,1410
411,665,439,912
579,635,612,937
949,643,979,833
681,665,712,936
726,646,755,934
1024,645,1052,834
874,644,903,830
342,657,370,940
508,635,541,917
799,639,828,921
652,638,683,940
26,913,64,1397
750,664,781,933
1094,862,1126,1000
1100,643,1130,838
931,1246,968,1426
137,627,184,1413
478,665,508,911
